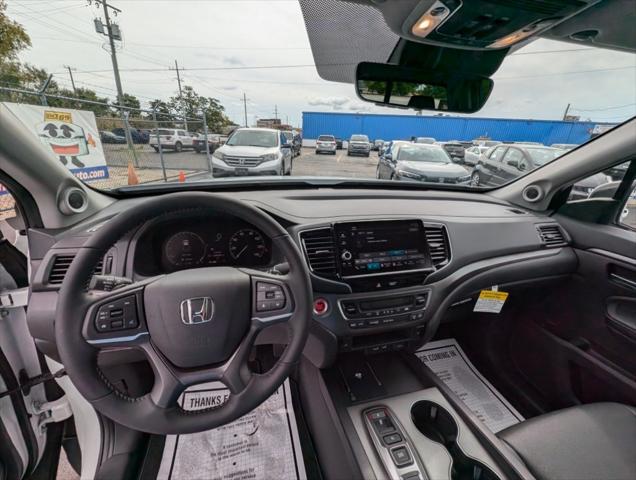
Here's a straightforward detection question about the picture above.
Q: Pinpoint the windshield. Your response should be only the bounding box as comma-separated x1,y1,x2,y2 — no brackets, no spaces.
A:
226,130,278,148
525,147,563,165
397,146,450,163
1,1,633,192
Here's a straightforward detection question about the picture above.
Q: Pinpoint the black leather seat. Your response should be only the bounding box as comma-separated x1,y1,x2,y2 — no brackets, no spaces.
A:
498,402,636,480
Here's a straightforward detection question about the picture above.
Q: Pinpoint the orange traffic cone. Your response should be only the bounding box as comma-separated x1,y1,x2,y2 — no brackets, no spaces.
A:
178,170,186,182
127,161,139,185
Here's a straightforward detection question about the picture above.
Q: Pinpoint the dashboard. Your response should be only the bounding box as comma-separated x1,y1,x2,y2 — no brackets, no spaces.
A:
27,188,576,369
133,215,272,275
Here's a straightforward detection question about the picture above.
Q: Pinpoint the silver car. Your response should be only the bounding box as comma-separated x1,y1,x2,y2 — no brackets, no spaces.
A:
212,128,292,177
378,143,471,184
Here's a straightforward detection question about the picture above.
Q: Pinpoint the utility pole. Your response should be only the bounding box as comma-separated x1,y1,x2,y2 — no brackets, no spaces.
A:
242,93,248,127
562,103,571,120
64,65,77,93
274,105,278,121
173,60,188,131
92,0,135,153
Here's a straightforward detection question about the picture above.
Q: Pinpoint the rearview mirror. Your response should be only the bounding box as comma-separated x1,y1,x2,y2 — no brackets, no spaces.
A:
356,62,494,114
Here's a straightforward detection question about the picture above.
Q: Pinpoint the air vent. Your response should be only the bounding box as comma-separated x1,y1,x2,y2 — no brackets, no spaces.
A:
537,224,567,247
47,254,105,285
424,225,450,268
300,228,338,278
47,255,75,284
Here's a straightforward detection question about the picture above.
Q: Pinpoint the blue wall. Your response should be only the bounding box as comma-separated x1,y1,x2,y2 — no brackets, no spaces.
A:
302,112,611,145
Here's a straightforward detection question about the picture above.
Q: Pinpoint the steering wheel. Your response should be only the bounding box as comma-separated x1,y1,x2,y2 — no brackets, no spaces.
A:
55,192,312,434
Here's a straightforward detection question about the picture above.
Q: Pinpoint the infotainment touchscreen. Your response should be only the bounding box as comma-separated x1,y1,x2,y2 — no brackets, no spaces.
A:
334,220,432,277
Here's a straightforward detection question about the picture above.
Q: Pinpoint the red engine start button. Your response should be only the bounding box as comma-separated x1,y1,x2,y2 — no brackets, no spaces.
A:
313,298,329,315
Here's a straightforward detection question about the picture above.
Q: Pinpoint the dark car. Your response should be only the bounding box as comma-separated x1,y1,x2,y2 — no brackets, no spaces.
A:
335,137,343,149
372,139,384,151
377,142,471,184
100,130,126,144
192,133,221,154
112,127,149,144
282,131,302,157
439,141,465,163
471,144,562,187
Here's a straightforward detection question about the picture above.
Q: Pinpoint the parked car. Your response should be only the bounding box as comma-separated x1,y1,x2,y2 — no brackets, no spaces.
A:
212,127,292,177
335,137,343,149
473,139,501,147
439,140,465,163
347,134,370,156
464,145,490,166
377,142,471,184
569,172,612,200
99,130,126,144
282,131,301,157
551,143,579,150
193,133,221,154
112,127,149,144
471,144,562,187
604,161,629,181
315,135,337,155
372,139,385,151
414,136,436,144
513,141,543,146
149,129,194,152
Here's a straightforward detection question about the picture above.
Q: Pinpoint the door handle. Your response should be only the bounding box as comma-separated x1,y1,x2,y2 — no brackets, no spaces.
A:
609,273,636,291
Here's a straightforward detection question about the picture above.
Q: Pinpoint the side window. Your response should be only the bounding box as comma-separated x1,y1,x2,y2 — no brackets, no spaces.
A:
503,148,524,169
566,160,636,230
490,146,507,162
622,182,636,230
178,130,186,136
0,183,16,222
280,133,286,145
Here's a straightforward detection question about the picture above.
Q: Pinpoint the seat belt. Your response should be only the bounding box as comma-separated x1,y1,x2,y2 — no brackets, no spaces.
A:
0,287,29,309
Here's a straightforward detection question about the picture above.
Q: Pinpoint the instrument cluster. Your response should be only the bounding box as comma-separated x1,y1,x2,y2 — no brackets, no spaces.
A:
133,216,272,275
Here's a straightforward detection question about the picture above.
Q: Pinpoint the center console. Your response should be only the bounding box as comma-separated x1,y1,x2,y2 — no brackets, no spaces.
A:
299,219,448,355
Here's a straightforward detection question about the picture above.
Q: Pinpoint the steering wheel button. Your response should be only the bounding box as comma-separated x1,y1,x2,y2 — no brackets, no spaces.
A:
110,320,124,329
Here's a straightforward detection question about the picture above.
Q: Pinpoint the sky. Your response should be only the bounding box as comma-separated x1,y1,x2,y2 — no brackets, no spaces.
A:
6,0,636,127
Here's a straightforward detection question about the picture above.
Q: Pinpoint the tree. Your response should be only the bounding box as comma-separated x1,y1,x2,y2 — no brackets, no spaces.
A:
0,0,30,60
120,92,140,110
168,85,232,132
47,87,111,116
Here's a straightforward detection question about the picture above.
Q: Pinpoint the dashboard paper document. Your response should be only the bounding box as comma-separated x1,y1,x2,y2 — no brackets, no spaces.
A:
416,339,523,433
157,379,306,480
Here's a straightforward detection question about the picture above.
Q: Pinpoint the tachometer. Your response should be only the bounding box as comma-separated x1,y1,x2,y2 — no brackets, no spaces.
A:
229,229,267,261
164,232,205,268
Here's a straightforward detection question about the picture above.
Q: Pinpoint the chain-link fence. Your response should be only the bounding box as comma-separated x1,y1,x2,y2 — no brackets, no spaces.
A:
0,86,222,196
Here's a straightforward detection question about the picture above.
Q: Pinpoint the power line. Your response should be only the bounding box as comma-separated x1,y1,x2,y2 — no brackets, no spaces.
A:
496,65,636,80
571,102,636,112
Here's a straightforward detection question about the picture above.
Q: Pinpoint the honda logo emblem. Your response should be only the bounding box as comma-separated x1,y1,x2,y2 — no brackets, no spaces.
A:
180,297,214,325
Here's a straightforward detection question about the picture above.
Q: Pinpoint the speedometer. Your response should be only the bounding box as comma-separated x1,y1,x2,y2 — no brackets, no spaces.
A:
229,229,267,261
164,232,205,268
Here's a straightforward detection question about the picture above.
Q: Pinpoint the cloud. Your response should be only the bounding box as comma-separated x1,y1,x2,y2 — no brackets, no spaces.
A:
222,56,244,66
307,96,350,108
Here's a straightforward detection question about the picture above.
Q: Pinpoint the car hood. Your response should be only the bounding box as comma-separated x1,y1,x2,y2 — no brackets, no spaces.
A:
575,173,610,188
398,161,468,176
217,145,278,156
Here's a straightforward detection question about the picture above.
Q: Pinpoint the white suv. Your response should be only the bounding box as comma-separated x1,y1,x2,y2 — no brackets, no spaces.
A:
212,128,293,177
149,129,194,152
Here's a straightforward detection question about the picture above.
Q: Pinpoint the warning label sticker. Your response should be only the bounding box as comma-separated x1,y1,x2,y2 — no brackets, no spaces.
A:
473,290,509,314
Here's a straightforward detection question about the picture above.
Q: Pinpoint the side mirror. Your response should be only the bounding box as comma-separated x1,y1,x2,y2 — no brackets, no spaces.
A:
356,62,493,114
508,160,519,169
384,153,393,162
